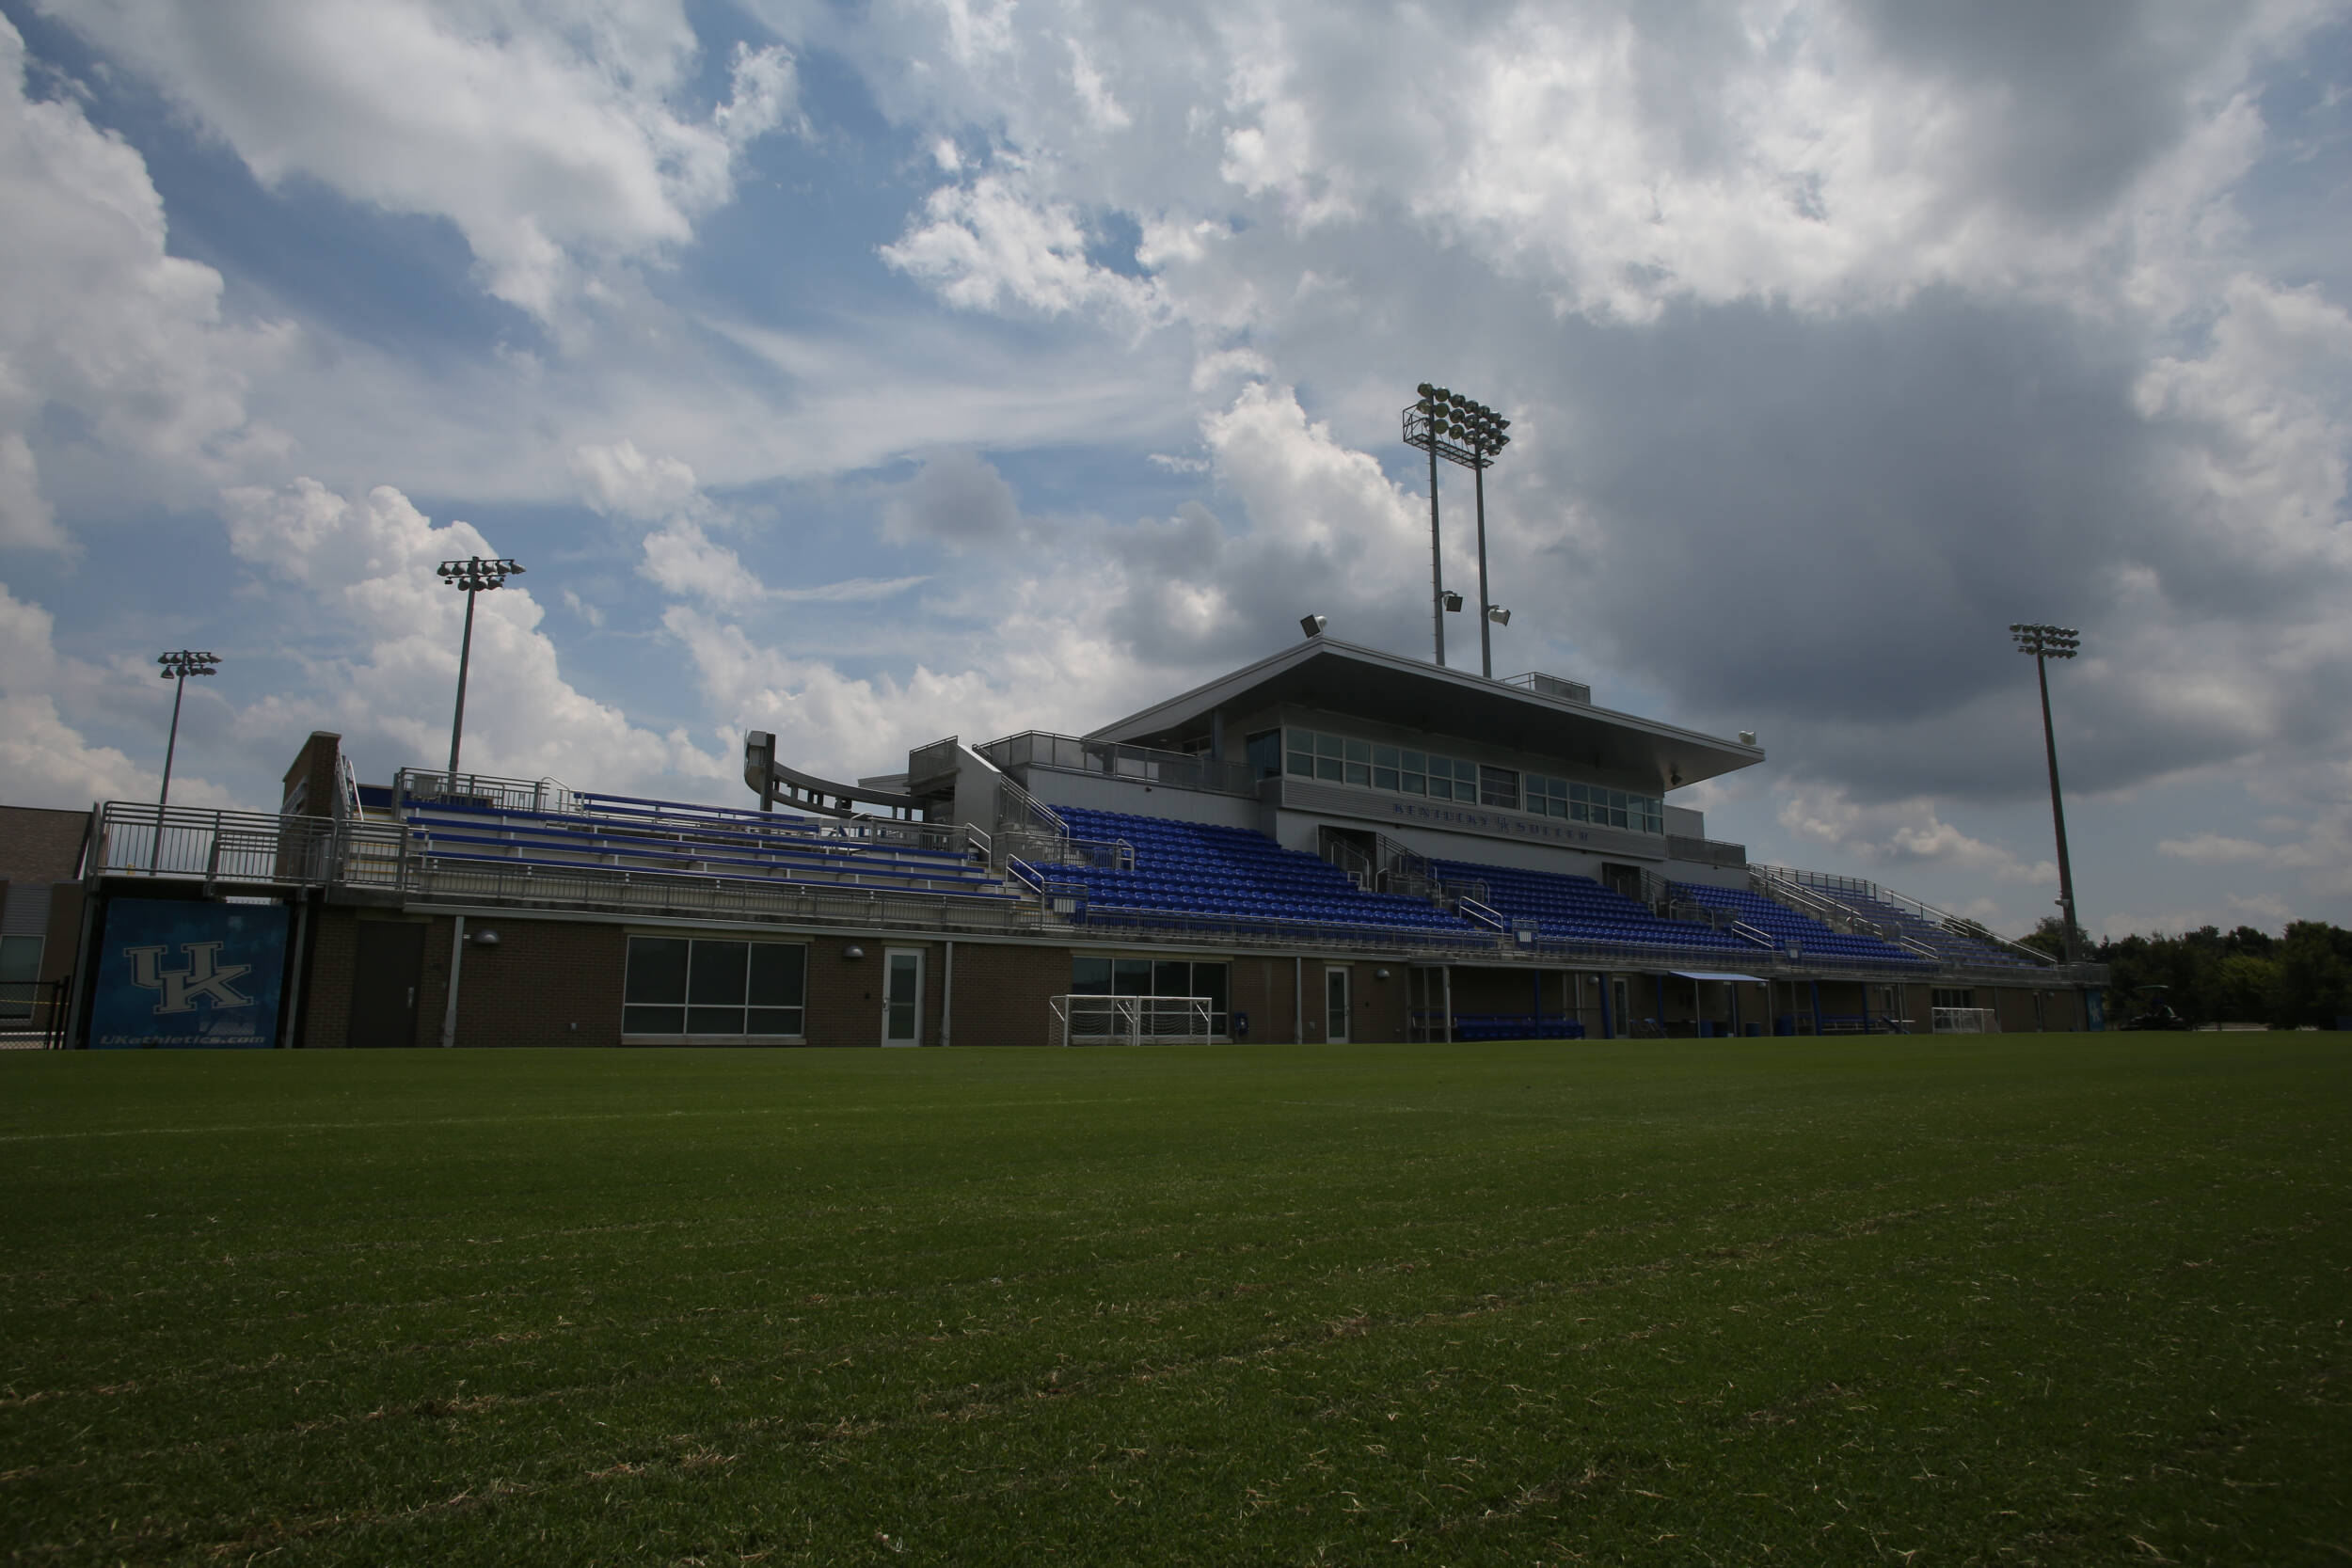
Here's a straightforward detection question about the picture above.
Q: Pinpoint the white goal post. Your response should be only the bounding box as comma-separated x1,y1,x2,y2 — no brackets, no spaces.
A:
1050,994,1216,1047
1931,1006,1999,1034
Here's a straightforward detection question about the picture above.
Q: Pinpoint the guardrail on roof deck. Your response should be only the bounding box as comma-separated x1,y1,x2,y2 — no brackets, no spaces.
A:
93,802,407,886
395,768,578,816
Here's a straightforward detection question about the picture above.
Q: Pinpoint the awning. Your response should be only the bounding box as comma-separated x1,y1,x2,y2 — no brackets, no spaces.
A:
1671,971,1766,983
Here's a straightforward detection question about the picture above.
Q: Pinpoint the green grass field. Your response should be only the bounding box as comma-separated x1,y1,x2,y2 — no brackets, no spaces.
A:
2,1036,2345,1566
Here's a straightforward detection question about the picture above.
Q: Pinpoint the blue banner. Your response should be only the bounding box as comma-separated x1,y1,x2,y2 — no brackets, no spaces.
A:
90,898,288,1049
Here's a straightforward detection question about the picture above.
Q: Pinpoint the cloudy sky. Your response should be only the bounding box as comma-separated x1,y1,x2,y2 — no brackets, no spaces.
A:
2,0,2347,940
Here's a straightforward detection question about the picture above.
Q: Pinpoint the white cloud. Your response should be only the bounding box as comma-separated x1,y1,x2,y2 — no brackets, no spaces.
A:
38,0,799,318
1776,784,2057,887
0,578,236,807
881,166,1164,324
573,437,706,521
220,477,727,791
0,13,287,547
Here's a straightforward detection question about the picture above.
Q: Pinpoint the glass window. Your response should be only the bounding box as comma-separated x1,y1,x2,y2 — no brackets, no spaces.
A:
0,935,42,1022
1343,736,1371,786
1286,726,1313,776
1248,730,1283,781
1479,765,1519,809
1153,958,1193,996
747,945,807,1035
688,941,749,1035
1315,733,1343,756
623,936,689,1035
1371,743,1398,792
627,936,803,1037
1113,958,1152,995
1072,957,1113,994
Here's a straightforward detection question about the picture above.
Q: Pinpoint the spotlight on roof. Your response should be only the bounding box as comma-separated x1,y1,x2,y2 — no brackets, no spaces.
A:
1299,613,1327,638
1486,606,1510,626
1441,591,1464,611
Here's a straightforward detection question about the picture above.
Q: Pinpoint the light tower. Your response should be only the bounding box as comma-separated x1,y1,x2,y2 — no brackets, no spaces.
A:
151,650,219,870
2010,623,2082,963
1404,385,1511,675
437,556,525,784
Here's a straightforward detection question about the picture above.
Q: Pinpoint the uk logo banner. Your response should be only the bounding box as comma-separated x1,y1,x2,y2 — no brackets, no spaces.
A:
90,898,288,1048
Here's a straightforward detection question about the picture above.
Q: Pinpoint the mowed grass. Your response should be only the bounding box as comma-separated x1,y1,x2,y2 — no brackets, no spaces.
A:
1,1037,2346,1567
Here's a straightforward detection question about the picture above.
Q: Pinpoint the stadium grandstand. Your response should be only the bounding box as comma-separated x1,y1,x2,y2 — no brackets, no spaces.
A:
40,633,2106,1049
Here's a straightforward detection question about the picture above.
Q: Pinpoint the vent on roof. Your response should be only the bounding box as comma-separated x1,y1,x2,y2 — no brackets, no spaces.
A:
1506,672,1592,705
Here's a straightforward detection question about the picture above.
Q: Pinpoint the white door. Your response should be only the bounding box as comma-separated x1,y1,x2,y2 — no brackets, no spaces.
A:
1325,966,1351,1044
882,948,924,1046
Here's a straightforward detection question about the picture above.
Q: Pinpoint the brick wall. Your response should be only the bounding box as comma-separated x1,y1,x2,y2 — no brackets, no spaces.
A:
438,916,628,1048
942,941,1067,1047
0,806,89,885
279,732,342,817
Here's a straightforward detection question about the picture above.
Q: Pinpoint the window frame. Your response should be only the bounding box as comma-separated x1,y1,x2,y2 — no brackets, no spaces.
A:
624,935,807,1039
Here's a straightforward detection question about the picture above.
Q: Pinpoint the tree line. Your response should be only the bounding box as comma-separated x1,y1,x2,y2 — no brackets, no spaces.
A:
2019,918,2352,1028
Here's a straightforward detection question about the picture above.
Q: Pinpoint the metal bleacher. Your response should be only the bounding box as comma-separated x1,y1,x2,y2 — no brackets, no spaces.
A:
1426,858,1761,958
1048,807,1481,937
394,770,1013,904
1670,880,1932,969
1749,864,2046,971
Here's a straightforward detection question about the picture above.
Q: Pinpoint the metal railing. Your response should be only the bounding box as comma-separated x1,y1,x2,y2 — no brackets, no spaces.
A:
1754,863,2058,968
1050,994,1216,1047
1501,672,1592,705
395,768,576,816
0,977,71,1049
980,731,1258,798
1666,834,1746,869
95,802,402,886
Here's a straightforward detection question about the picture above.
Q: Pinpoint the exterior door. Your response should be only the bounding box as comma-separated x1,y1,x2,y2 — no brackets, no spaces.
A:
882,948,924,1047
1325,966,1351,1044
349,922,425,1048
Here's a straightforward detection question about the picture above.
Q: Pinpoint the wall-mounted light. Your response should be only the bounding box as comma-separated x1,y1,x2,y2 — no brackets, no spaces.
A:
843,944,866,960
1375,967,1391,981
467,928,501,946
1738,731,1756,747
1299,613,1327,638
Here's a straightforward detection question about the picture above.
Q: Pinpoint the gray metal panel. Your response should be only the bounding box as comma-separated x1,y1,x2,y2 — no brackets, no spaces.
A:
1278,778,1663,860
1022,769,1263,829
2,883,53,937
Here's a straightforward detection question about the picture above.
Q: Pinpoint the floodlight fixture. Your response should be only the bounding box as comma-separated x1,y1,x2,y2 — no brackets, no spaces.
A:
1300,612,1327,638
1405,382,1515,676
438,554,526,784
1486,606,1511,626
2011,623,2084,964
1441,591,1464,612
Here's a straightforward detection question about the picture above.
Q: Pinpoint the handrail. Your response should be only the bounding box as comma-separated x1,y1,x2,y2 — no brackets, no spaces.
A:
1456,897,1506,933
1730,920,1777,948
396,767,576,816
1754,863,2055,966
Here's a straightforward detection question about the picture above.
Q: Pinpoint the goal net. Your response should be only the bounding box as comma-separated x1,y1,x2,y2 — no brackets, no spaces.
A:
1050,994,1216,1047
1931,1006,1999,1034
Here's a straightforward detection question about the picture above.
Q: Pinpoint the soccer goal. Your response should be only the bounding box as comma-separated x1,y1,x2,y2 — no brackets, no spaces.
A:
1050,994,1216,1047
1931,1006,1999,1034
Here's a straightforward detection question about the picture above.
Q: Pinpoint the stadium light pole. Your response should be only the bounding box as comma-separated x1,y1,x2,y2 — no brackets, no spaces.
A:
151,650,219,869
438,556,524,785
2010,624,2082,964
1404,385,1511,676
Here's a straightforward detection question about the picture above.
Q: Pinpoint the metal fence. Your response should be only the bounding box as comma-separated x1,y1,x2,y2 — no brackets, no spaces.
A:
1050,994,1216,1047
0,977,70,1049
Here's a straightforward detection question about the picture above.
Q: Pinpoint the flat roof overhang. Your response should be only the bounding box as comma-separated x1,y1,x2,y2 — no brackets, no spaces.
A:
1088,637,1765,790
